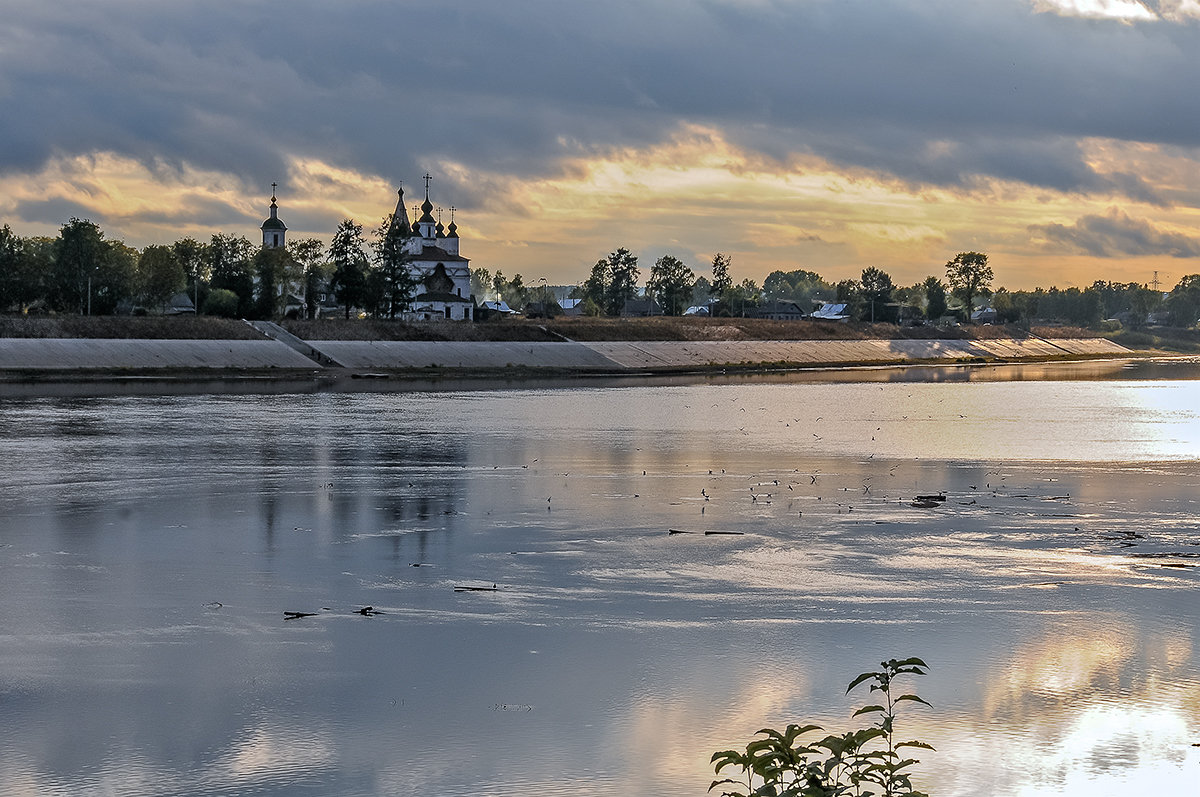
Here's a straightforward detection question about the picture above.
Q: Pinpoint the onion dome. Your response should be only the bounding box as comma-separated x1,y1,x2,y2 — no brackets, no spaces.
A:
447,221,459,238
419,196,435,223
435,220,446,238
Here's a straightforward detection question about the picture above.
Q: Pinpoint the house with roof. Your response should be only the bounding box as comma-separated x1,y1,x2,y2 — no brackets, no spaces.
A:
751,299,807,320
810,302,850,320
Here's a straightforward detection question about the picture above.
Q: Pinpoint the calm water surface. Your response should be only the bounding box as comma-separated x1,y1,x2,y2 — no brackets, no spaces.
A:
2,361,1200,795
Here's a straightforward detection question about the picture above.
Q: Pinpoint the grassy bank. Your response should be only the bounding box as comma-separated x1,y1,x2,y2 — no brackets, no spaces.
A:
0,315,263,340
1108,327,1200,353
0,314,1103,342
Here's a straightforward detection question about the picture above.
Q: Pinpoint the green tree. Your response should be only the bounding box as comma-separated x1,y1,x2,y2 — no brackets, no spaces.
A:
328,220,368,319
208,234,255,317
1167,274,1200,327
526,280,561,317
136,245,186,312
51,218,110,314
724,277,762,317
490,270,529,310
471,266,492,298
922,276,947,320
580,263,608,313
647,254,695,315
605,248,640,315
203,288,239,317
710,252,733,297
506,273,529,310
945,252,993,318
763,268,833,310
253,246,298,320
360,268,388,318
93,240,137,315
1128,284,1163,328
0,226,46,312
172,237,208,315
0,225,22,311
860,266,896,323
373,215,420,318
288,237,327,319
584,248,640,315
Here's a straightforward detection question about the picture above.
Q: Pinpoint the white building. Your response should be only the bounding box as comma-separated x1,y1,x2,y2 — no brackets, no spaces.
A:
388,179,475,321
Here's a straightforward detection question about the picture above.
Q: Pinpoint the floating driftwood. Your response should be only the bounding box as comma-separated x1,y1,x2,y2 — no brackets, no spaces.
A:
455,585,499,592
356,606,383,616
914,494,947,502
283,611,317,619
910,499,941,508
670,528,744,536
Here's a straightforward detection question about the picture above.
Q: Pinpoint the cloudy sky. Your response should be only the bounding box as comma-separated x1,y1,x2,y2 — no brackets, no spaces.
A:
3,0,1200,290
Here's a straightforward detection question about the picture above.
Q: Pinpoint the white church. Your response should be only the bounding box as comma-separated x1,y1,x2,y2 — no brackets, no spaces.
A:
260,176,476,320
386,176,475,321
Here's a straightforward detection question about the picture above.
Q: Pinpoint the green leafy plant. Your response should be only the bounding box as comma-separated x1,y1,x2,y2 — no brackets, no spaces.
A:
710,657,934,797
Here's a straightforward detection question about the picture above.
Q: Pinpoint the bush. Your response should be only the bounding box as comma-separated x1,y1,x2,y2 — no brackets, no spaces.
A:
203,288,239,318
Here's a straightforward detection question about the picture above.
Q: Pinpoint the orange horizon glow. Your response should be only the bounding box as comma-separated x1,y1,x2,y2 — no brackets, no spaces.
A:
2,126,1199,292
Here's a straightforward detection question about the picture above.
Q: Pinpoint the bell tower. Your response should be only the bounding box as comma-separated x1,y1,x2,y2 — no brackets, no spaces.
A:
260,183,287,249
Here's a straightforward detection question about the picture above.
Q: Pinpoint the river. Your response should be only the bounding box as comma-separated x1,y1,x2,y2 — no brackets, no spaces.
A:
2,359,1199,795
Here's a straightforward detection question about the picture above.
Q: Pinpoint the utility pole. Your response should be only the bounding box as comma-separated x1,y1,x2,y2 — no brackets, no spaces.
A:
1151,271,1161,292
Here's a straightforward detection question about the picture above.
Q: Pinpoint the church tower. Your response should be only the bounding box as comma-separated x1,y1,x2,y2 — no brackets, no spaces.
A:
260,183,287,249
388,185,413,241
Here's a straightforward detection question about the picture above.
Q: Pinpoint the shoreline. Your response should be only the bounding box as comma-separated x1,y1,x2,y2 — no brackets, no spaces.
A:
0,349,1188,398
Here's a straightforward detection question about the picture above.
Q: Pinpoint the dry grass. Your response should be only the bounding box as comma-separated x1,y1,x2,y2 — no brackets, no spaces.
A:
0,315,262,339
282,318,560,342
0,313,1102,343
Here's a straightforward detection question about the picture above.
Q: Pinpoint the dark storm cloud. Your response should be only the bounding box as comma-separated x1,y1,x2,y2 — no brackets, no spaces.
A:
12,198,98,228
2,0,1200,206
12,193,249,237
1030,208,1200,257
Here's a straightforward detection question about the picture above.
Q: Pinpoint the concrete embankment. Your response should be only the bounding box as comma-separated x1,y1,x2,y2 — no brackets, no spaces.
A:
0,335,1132,376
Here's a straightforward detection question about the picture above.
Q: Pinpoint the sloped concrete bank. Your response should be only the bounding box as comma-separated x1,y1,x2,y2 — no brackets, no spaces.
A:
0,335,1133,378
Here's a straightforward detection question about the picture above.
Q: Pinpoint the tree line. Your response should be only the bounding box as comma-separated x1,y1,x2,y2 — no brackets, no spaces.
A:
487,245,1200,328
0,214,420,320
3,218,1199,328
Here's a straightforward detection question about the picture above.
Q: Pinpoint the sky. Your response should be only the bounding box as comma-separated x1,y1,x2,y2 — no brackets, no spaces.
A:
3,0,1200,291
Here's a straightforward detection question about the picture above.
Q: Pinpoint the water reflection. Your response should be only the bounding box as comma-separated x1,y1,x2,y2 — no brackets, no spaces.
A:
1,379,1199,795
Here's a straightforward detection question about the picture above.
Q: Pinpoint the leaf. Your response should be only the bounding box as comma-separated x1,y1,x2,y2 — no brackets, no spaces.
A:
895,694,933,707
897,740,937,751
893,657,929,669
846,671,877,693
852,704,886,717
